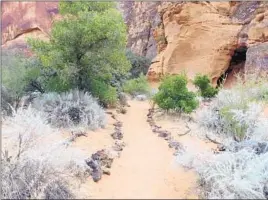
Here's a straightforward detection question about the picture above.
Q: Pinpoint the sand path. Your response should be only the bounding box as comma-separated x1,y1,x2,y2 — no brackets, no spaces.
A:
83,100,197,199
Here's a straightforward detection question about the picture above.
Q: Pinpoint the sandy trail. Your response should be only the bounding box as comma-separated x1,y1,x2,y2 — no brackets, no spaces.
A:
82,100,198,199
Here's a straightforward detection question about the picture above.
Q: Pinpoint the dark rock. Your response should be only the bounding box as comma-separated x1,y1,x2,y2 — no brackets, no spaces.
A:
168,140,182,150
113,121,122,127
85,159,100,170
91,169,102,182
91,149,108,161
158,130,171,138
111,131,123,140
102,168,111,175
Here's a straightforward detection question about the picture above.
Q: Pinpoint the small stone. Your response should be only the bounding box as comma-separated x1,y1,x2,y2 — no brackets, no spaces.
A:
111,131,123,140
158,130,171,138
113,121,122,127
112,144,123,151
168,141,182,150
91,169,102,182
102,168,111,175
135,94,147,101
85,159,100,170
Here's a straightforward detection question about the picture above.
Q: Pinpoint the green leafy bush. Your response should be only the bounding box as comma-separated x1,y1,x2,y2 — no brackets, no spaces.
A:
153,74,198,113
123,74,150,96
193,74,218,98
90,79,118,108
126,50,151,78
2,50,42,103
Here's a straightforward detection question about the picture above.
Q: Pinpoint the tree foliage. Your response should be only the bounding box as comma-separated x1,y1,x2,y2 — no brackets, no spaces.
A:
153,74,198,113
125,49,151,78
28,1,131,100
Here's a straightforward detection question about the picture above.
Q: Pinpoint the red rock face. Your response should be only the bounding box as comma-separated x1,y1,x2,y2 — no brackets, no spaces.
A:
1,1,59,50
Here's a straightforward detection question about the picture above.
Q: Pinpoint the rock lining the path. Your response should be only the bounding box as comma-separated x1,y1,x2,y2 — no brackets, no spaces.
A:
147,108,183,153
85,110,127,182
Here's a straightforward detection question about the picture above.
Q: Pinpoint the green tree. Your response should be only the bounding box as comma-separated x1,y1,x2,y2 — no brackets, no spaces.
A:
28,1,130,97
153,74,198,113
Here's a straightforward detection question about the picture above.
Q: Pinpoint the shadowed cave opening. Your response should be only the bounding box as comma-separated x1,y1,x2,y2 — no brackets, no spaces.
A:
217,46,248,87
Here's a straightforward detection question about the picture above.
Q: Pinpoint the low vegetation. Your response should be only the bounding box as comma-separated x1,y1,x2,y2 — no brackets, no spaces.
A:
123,74,150,96
193,74,218,98
153,74,199,113
32,89,106,130
177,71,268,199
2,107,89,199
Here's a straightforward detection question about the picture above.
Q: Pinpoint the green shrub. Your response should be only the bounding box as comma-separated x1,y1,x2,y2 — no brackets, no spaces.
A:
90,80,118,108
126,50,151,78
123,74,150,96
2,50,42,101
153,74,198,113
193,74,218,98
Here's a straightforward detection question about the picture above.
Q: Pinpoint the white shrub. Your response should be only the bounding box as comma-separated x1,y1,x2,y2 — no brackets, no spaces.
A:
2,107,89,199
32,89,107,130
186,72,268,199
176,148,268,199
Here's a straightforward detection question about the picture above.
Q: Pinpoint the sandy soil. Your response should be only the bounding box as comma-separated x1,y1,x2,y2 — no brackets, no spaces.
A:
153,112,217,151
62,112,116,155
264,105,268,117
77,100,199,199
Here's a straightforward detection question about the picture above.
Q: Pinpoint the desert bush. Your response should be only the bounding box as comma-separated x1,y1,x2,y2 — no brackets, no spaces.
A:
126,49,151,78
1,86,13,116
32,89,106,129
193,74,218,98
153,74,198,113
90,79,118,108
2,107,89,199
123,74,150,96
198,71,268,141
2,158,74,199
176,147,268,199
2,50,43,108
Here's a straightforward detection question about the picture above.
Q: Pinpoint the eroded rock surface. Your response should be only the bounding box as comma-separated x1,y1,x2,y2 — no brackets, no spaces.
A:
147,2,268,83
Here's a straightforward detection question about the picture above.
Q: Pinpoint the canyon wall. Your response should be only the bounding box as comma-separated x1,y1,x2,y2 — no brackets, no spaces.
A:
2,1,268,83
1,1,59,51
146,1,268,83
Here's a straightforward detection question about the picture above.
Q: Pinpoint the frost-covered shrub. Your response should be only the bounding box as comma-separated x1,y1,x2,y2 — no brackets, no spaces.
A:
32,89,106,129
2,107,89,199
176,148,268,199
184,71,268,199
198,87,265,141
199,150,268,199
